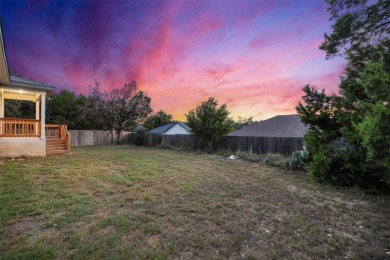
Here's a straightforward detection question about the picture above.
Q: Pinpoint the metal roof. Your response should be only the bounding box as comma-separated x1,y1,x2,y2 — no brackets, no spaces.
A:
9,75,55,93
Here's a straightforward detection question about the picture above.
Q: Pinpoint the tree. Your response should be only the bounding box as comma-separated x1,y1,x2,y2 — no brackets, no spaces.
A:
354,58,390,186
143,110,174,130
47,90,81,129
76,82,107,130
104,81,152,144
320,0,390,59
4,100,35,118
186,97,234,150
297,0,390,190
232,116,256,130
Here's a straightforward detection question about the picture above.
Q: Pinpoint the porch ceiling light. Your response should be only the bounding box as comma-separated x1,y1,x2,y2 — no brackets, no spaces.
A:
19,90,24,94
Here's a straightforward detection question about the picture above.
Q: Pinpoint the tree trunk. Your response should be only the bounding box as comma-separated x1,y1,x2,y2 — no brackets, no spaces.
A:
110,128,114,144
115,128,122,145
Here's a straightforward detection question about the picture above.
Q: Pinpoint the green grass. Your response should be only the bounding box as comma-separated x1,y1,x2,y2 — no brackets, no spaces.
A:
1,145,390,259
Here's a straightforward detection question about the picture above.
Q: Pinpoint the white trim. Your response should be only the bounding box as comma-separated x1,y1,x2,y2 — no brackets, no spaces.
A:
40,92,46,139
0,89,3,118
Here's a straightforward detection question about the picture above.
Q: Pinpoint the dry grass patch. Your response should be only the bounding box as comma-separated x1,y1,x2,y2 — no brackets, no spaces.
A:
1,145,390,259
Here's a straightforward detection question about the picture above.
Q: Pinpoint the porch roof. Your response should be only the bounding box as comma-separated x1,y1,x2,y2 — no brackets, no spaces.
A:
9,75,55,93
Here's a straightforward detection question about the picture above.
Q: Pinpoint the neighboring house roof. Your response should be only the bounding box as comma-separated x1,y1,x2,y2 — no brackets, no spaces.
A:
0,21,55,93
134,125,148,132
228,115,307,138
148,122,190,134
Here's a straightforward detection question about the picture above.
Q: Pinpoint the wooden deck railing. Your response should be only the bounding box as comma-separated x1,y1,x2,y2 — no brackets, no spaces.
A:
45,124,71,152
0,118,40,137
45,124,60,139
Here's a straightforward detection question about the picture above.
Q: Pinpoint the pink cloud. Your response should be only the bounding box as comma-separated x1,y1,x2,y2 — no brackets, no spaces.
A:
3,0,345,122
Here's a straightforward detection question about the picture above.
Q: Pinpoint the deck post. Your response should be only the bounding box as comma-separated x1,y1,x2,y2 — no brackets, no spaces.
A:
0,90,3,136
35,100,40,120
40,92,46,139
0,89,3,118
35,97,40,136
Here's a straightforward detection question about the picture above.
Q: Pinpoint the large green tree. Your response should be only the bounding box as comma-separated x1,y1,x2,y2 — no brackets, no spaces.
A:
186,97,234,150
355,58,390,185
320,0,390,59
47,90,81,129
297,0,390,190
143,110,173,130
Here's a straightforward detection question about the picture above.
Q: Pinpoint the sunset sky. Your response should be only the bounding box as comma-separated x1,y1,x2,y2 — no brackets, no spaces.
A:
0,0,345,121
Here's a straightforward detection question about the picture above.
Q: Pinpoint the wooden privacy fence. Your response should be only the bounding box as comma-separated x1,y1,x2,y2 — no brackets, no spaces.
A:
66,131,303,155
216,136,303,155
69,130,132,146
128,134,303,155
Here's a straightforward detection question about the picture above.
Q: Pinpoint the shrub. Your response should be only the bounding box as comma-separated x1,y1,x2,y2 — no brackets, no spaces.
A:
287,149,309,170
186,97,234,151
307,140,387,191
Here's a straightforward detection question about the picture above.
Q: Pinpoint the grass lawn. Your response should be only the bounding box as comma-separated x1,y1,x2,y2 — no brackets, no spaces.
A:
1,146,390,259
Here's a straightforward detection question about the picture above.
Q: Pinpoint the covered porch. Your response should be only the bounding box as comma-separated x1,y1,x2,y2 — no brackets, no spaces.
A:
0,88,46,138
0,86,70,157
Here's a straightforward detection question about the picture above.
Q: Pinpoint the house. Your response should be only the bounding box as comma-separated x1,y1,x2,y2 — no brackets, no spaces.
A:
148,122,191,135
0,22,70,157
228,114,307,137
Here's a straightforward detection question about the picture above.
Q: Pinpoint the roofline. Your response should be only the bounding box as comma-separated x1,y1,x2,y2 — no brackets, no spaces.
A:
148,122,190,134
163,122,177,133
0,19,10,84
164,122,191,133
148,123,175,134
9,81,55,93
10,77,55,90
0,83,51,93
0,82,55,94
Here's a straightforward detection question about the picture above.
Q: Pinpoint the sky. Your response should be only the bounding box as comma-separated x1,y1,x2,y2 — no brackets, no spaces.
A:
0,0,345,121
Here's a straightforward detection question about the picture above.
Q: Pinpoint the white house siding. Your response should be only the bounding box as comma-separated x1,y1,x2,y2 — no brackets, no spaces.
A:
163,124,189,135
